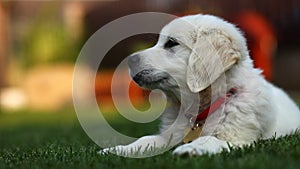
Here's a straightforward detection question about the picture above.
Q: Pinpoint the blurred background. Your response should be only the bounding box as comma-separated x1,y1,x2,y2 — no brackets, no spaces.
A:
0,0,299,113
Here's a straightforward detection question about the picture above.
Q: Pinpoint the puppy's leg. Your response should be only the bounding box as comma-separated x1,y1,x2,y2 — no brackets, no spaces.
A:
173,136,230,156
98,120,185,156
98,135,173,156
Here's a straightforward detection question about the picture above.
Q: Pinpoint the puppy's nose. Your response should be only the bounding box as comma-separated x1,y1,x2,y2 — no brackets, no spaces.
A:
128,54,140,68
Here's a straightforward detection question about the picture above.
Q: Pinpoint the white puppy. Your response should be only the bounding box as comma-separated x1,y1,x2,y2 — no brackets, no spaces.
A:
100,14,300,156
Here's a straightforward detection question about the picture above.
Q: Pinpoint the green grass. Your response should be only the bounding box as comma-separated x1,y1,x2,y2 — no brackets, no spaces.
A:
1,108,300,169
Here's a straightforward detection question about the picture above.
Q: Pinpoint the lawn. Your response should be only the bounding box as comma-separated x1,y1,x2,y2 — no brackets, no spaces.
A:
1,108,300,169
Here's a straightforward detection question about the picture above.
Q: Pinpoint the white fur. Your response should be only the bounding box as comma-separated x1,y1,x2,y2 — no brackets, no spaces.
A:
99,14,300,157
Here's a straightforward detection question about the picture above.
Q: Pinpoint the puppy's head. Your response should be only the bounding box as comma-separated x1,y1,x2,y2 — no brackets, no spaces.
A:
128,14,248,95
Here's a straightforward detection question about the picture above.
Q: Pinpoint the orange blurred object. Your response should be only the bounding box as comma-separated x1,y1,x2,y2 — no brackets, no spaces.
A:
236,11,277,81
95,70,145,111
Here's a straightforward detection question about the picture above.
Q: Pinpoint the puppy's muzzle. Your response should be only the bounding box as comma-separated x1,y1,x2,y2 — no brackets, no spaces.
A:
128,54,140,73
133,69,171,87
128,54,174,89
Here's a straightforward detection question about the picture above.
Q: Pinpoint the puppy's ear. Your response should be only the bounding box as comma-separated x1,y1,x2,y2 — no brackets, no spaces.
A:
186,29,241,93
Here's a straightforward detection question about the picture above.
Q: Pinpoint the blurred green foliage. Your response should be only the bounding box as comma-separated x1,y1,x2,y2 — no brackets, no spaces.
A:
16,4,81,69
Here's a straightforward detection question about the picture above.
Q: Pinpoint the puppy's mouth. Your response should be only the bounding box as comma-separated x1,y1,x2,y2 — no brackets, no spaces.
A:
132,69,170,89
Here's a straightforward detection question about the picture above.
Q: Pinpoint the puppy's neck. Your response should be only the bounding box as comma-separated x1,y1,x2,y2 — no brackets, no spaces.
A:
198,86,212,112
164,86,213,114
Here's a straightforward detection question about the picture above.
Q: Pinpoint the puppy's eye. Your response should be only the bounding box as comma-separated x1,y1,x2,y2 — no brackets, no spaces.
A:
164,38,179,49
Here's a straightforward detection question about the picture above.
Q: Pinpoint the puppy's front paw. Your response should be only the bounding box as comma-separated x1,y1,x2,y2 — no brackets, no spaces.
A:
173,136,230,156
98,145,126,155
98,148,110,155
173,143,208,156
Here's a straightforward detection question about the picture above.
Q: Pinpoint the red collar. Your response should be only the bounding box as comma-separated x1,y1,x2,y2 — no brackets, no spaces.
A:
188,88,237,127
